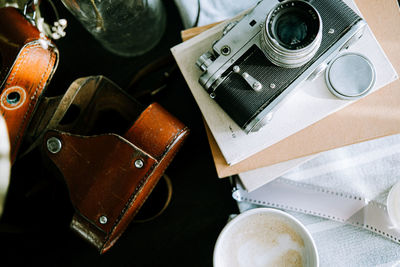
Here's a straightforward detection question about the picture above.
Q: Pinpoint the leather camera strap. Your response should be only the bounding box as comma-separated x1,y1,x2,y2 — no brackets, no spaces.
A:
0,41,57,164
0,7,58,164
133,174,174,223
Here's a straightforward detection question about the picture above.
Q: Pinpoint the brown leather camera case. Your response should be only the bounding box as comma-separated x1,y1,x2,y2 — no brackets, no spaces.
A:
36,76,189,253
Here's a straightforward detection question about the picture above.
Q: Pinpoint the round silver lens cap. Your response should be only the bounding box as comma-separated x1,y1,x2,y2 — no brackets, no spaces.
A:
325,53,375,100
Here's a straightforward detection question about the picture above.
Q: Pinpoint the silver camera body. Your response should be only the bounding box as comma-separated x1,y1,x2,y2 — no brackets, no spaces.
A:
196,0,366,133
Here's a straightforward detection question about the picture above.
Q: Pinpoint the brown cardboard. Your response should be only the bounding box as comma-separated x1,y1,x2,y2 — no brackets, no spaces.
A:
206,0,400,178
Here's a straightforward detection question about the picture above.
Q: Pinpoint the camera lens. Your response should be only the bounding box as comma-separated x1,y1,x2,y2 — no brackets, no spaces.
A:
262,0,322,68
274,10,309,49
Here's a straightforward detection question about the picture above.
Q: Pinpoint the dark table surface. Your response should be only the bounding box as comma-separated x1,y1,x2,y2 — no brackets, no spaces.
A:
0,1,238,266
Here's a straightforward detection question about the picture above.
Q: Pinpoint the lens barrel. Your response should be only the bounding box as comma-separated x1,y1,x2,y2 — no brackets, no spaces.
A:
262,0,322,68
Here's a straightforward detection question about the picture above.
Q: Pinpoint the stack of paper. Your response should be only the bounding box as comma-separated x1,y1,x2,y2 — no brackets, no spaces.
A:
171,0,399,191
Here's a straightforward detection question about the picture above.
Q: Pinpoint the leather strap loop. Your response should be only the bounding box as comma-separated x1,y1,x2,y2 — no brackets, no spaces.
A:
0,7,58,164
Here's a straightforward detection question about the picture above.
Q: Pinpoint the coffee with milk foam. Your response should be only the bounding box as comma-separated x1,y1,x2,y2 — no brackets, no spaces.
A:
215,213,306,267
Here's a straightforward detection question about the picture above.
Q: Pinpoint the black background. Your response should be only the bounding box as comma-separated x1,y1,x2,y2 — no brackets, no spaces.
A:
0,0,238,266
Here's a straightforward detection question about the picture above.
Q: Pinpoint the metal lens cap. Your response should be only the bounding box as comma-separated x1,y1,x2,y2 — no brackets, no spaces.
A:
325,53,375,99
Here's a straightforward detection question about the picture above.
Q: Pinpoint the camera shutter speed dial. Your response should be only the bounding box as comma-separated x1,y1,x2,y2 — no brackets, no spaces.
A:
222,21,238,36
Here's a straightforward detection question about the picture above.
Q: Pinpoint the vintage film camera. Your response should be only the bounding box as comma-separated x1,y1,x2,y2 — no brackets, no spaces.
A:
196,0,368,133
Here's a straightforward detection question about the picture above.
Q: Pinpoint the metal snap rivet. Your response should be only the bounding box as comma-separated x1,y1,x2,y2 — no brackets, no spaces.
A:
99,215,108,224
134,159,144,169
270,83,276,89
1,86,26,110
47,137,62,154
6,92,21,105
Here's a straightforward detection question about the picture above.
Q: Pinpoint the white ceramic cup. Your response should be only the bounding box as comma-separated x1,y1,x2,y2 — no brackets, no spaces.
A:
213,208,319,267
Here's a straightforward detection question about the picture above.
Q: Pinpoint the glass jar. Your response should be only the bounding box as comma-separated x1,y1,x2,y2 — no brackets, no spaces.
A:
61,0,166,57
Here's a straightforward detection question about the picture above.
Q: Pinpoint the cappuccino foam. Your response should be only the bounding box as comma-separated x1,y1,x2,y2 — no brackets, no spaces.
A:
215,213,306,267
